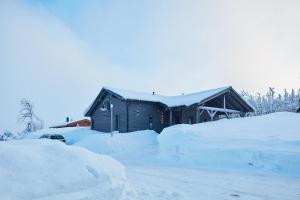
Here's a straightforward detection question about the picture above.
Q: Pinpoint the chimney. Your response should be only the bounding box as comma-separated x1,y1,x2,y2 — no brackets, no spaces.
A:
66,117,69,122
152,91,155,95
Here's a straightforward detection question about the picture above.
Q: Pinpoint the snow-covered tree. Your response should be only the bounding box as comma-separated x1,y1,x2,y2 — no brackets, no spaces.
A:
266,87,275,113
18,99,44,134
0,130,15,141
241,87,300,116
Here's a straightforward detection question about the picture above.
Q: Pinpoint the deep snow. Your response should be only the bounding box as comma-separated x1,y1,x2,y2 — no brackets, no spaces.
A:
158,112,300,176
3,112,300,200
23,127,98,145
0,140,134,200
74,130,158,164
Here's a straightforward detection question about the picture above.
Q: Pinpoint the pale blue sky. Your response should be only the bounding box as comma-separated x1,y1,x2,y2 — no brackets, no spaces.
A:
1,0,300,132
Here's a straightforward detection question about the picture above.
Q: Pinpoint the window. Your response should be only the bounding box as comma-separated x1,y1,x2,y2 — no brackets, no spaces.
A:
149,115,153,129
160,111,164,124
100,99,111,111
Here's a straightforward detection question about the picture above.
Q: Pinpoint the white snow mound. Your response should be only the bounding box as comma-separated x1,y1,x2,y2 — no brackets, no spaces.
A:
0,140,134,200
23,127,98,145
158,112,300,175
74,130,158,156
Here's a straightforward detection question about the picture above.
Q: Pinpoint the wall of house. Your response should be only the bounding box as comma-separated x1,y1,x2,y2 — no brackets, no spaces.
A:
181,106,197,124
66,120,91,127
91,92,168,133
127,101,168,133
91,93,128,133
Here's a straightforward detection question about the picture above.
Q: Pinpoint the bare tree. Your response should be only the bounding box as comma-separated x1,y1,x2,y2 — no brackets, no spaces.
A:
18,99,43,133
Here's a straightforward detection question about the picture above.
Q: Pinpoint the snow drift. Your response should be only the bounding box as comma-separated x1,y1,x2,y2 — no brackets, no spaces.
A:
158,112,300,176
74,130,158,163
23,127,98,145
0,140,134,200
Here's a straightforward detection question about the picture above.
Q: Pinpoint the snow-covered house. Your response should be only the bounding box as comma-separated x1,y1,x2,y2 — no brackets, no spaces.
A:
85,86,254,133
50,118,91,128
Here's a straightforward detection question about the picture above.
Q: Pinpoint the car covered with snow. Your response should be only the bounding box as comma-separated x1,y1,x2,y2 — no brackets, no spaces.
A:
39,134,66,143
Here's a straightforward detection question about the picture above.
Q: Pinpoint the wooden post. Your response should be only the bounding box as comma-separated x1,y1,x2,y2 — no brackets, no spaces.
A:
169,109,172,126
126,101,129,132
196,108,199,123
207,110,217,121
110,103,114,137
198,109,204,123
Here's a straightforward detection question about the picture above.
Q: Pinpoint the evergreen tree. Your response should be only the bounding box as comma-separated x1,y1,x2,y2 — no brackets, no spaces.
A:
241,87,300,116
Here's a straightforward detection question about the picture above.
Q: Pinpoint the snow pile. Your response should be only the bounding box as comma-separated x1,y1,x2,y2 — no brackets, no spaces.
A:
23,127,98,145
158,112,300,175
0,140,134,200
74,130,158,162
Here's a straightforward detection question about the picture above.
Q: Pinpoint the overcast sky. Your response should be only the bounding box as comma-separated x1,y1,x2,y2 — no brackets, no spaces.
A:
1,0,300,132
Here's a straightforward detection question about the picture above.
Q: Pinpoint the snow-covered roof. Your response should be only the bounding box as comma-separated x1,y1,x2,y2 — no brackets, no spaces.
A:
50,118,90,128
104,86,230,107
85,86,255,116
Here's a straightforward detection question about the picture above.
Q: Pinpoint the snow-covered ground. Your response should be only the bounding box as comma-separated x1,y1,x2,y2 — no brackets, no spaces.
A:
2,112,300,199
158,112,300,176
0,139,134,200
23,127,98,145
126,166,300,200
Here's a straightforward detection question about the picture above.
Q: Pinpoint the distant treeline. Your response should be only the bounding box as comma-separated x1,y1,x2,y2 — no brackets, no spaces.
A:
241,88,300,116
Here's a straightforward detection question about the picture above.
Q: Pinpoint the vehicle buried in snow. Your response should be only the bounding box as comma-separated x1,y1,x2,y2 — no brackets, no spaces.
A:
39,134,66,143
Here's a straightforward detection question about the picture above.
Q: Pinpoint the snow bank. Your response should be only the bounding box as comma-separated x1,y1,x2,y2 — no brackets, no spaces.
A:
23,127,98,145
74,130,158,159
158,112,300,176
0,140,134,200
23,128,158,164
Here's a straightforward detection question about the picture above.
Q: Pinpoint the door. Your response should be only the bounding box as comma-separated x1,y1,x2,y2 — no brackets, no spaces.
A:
149,115,153,129
188,116,194,124
115,115,119,131
174,111,182,124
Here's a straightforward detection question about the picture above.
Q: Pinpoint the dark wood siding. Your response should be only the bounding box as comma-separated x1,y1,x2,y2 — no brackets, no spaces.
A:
91,93,167,133
87,87,254,133
181,105,197,124
127,101,167,133
91,93,127,133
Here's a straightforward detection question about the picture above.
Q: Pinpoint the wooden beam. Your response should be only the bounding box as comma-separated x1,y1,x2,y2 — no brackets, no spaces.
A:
206,109,217,121
199,106,240,113
197,109,205,123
